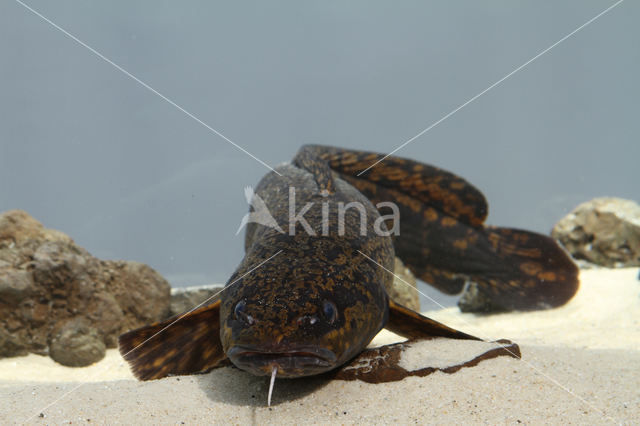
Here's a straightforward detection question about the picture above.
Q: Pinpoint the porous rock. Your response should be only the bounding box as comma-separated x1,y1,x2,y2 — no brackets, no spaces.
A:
49,318,106,367
387,257,420,311
0,210,171,364
169,284,225,317
552,198,640,267
457,281,507,313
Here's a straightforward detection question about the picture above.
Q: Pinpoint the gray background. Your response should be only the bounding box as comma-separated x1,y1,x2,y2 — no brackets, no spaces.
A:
1,1,637,307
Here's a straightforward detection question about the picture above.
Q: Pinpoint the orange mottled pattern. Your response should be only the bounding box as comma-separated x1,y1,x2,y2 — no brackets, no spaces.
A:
118,145,578,383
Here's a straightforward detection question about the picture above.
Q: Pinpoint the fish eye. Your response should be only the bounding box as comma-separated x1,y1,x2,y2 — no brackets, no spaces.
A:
321,300,337,324
234,300,254,325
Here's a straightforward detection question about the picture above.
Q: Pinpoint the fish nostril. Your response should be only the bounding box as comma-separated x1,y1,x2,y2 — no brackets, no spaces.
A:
296,315,318,327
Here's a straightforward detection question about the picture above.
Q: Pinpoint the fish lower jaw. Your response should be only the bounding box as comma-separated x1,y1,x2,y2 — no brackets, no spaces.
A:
226,346,338,378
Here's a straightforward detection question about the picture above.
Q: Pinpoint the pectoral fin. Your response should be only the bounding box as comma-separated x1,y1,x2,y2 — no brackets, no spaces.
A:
385,299,480,341
118,301,228,381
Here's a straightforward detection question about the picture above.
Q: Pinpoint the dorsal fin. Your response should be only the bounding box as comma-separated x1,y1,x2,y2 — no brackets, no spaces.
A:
301,145,488,227
296,145,579,311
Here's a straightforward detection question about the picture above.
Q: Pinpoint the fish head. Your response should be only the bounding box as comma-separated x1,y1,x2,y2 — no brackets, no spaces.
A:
219,244,390,378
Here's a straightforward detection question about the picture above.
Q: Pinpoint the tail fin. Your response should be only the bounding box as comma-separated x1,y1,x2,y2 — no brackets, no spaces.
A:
295,145,579,311
118,301,228,380
459,227,579,311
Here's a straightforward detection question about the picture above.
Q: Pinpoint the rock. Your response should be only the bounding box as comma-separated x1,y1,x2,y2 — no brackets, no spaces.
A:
0,210,171,364
0,269,34,304
458,281,507,313
0,328,28,357
49,318,106,367
552,198,640,267
0,209,72,245
385,257,420,311
169,284,225,317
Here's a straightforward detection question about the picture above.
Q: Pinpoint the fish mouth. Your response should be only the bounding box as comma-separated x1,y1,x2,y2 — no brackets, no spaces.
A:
227,345,338,378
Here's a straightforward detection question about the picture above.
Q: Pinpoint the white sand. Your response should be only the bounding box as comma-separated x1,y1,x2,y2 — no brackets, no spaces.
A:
423,267,640,351
1,267,638,424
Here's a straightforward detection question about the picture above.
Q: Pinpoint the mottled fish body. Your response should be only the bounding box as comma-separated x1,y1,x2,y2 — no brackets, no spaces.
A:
119,145,578,386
